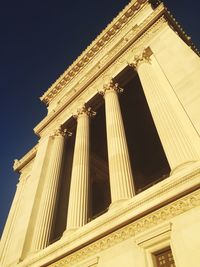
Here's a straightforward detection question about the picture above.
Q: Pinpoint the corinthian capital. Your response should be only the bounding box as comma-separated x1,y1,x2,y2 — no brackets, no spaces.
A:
130,47,153,69
99,80,123,96
52,126,72,137
73,104,96,119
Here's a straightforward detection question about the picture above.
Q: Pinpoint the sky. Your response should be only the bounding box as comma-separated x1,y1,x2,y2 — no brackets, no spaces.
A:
0,0,200,235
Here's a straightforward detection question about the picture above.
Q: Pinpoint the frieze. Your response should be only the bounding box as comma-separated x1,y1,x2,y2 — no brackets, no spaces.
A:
49,189,200,267
107,11,167,70
131,15,167,54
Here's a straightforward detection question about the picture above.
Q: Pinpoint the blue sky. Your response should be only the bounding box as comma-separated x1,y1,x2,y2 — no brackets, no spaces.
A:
0,0,200,235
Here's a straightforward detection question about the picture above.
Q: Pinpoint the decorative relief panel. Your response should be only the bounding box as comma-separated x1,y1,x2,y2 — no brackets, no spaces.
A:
48,189,200,267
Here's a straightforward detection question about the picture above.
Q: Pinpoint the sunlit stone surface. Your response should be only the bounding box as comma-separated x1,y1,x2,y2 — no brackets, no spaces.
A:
1,1,200,266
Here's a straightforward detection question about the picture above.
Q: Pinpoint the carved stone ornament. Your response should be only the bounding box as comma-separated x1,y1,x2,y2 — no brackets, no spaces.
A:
99,80,124,96
130,46,153,69
73,105,96,119
48,189,200,267
52,126,72,137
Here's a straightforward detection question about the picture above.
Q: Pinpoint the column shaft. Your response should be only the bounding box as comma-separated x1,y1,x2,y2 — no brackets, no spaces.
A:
66,107,94,231
31,128,66,251
102,82,135,206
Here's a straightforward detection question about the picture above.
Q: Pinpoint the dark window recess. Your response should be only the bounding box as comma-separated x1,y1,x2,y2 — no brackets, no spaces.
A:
90,103,111,219
154,247,176,267
114,67,171,193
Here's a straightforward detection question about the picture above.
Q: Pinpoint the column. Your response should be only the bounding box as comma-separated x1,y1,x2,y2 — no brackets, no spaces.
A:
131,47,200,173
30,127,69,252
65,105,95,232
99,81,135,208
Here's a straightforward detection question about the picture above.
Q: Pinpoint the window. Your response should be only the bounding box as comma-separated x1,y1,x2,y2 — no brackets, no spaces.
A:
154,247,176,267
135,222,176,267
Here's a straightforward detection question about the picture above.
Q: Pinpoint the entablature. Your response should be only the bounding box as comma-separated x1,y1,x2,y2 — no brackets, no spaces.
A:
40,0,199,111
45,1,153,114
40,0,149,107
34,1,200,137
34,3,166,137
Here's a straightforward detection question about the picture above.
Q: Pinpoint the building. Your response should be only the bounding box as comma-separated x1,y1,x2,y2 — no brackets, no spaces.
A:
1,0,200,266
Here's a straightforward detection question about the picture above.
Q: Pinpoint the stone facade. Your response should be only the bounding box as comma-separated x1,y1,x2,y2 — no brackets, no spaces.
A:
1,0,200,266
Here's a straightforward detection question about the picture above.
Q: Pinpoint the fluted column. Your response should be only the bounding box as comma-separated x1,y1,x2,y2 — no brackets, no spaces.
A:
30,127,68,252
100,81,135,207
65,105,95,232
131,47,200,173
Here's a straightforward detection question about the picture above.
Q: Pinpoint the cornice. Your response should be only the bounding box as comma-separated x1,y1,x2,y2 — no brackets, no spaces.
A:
165,9,200,56
40,0,148,105
13,144,38,172
18,162,200,267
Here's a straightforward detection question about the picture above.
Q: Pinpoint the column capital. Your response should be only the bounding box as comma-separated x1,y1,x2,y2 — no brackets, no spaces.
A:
51,126,72,138
73,105,96,119
130,47,153,70
99,80,123,96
